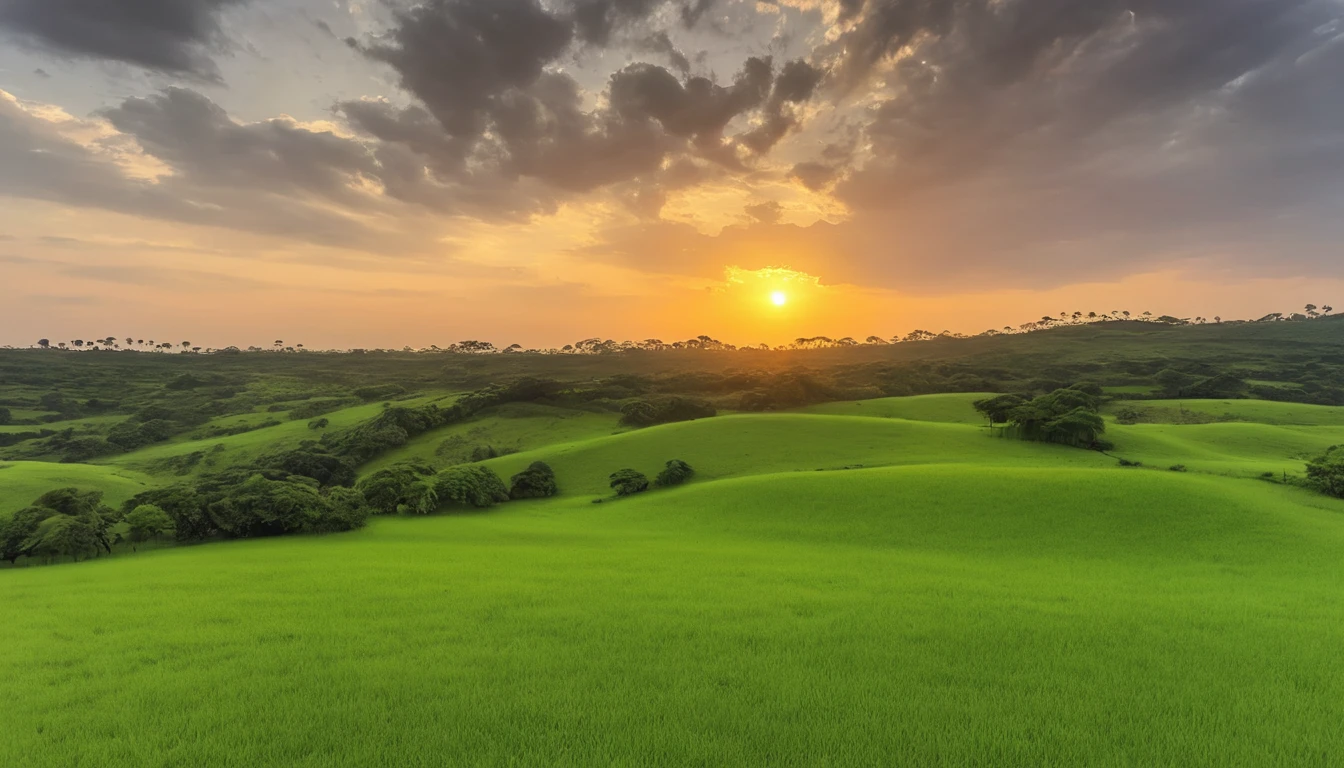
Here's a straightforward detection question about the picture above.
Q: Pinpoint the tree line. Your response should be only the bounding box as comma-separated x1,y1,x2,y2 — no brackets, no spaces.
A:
20,304,1336,356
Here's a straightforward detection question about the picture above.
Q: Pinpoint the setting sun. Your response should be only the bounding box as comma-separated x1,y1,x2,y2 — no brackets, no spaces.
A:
771,291,787,306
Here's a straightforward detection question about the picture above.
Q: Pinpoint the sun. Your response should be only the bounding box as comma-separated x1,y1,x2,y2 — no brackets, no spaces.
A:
770,291,787,307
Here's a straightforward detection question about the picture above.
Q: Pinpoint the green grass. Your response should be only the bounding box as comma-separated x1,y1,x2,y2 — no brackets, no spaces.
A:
1,463,1341,765
0,461,155,516
1113,399,1344,426
4,395,1344,765
793,392,992,424
365,402,622,474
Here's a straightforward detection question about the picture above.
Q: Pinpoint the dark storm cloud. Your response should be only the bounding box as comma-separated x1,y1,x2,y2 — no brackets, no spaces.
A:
490,72,670,191
739,58,822,154
354,0,573,139
608,57,773,150
571,0,665,45
0,0,249,80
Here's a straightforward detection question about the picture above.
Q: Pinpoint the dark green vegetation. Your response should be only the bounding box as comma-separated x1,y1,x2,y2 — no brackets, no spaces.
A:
3,318,1344,764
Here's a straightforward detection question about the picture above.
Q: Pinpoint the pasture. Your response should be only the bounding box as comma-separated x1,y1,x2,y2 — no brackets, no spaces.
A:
3,393,1344,765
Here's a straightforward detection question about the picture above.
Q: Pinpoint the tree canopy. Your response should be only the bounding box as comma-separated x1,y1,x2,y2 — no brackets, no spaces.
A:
509,461,559,500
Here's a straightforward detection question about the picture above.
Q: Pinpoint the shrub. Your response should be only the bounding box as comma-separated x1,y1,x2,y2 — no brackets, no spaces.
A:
654,459,694,487
0,406,10,425
308,418,329,430
509,461,558,499
1117,458,1143,467
609,469,649,497
1306,446,1344,498
434,465,510,509
1169,464,1188,472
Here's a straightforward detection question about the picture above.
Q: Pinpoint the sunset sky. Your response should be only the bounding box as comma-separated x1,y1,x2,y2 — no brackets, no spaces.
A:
2,0,1342,349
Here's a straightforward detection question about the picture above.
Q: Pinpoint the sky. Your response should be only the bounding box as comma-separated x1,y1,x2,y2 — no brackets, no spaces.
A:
1,0,1342,350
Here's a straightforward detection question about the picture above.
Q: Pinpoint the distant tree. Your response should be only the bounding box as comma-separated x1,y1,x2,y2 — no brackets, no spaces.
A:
37,338,50,349
609,469,649,497
1155,368,1197,396
654,459,694,488
0,407,10,426
1305,304,1318,318
509,461,559,500
124,504,174,548
1306,446,1344,498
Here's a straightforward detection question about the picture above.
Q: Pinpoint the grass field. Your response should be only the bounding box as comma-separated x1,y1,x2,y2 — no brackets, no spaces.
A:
3,391,1344,765
0,462,155,516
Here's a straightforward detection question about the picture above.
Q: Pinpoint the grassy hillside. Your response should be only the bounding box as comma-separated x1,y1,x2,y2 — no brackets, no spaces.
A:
0,462,154,516
4,327,1344,764
2,460,1341,765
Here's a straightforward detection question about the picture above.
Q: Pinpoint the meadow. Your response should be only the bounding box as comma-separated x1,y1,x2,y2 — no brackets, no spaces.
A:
3,324,1344,765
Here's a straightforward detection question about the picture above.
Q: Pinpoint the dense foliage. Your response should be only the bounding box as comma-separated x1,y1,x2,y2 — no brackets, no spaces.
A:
990,385,1109,450
1306,446,1344,498
609,469,650,497
1,489,119,562
654,460,695,488
619,397,716,427
433,465,510,509
509,462,559,499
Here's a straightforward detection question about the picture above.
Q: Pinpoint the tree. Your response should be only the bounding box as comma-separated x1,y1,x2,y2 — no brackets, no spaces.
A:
1155,368,1196,396
509,461,559,499
973,394,1027,427
609,469,649,497
654,460,694,487
0,407,10,426
356,462,437,515
1306,446,1344,498
1,507,49,563
1003,387,1108,449
37,338,50,349
434,465,509,509
124,504,174,547
25,515,101,561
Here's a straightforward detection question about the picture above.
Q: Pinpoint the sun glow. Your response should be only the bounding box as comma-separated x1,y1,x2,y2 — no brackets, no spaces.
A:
770,291,788,306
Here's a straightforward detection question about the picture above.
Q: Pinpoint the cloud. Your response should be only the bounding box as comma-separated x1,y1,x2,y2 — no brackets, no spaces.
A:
354,0,573,140
636,31,691,73
0,0,249,81
744,200,784,224
0,88,414,252
608,57,773,158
